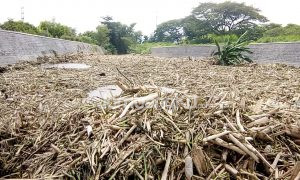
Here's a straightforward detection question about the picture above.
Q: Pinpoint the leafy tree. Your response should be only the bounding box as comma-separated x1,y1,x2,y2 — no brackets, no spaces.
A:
152,19,184,42
154,2,269,44
133,30,143,44
78,35,97,44
0,20,39,35
101,16,142,54
182,16,213,43
82,25,110,48
263,27,284,37
95,25,110,47
263,24,300,37
143,35,149,42
282,24,300,35
192,1,268,35
38,21,76,38
242,25,266,41
263,23,282,31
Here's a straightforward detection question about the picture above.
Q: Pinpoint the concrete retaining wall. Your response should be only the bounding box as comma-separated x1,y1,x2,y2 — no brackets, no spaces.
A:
151,42,300,66
0,29,105,65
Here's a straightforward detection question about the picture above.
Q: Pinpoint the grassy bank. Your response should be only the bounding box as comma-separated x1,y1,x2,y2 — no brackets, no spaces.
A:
256,35,300,43
130,42,175,54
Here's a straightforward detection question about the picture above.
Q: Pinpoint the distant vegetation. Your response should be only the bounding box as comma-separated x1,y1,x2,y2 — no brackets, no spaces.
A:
257,24,300,43
0,17,143,54
0,20,39,35
129,42,174,54
1,1,300,54
133,1,300,54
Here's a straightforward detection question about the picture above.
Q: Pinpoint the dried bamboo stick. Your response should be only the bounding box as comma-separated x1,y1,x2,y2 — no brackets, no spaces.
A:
212,138,246,155
117,124,137,146
243,140,274,170
236,109,246,132
271,152,282,170
223,115,238,132
206,163,222,180
247,117,270,128
228,134,259,162
203,131,231,142
119,93,159,118
224,164,238,176
161,151,172,180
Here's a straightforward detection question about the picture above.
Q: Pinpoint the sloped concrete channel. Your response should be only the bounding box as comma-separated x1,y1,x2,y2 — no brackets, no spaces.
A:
0,29,104,66
151,42,300,66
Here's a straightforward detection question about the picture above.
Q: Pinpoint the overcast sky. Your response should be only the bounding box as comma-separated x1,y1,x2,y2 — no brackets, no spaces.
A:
0,0,300,35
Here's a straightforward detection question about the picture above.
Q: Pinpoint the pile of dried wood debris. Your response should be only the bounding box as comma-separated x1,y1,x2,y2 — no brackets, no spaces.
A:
0,54,299,179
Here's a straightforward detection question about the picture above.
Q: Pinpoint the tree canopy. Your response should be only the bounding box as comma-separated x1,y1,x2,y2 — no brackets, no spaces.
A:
152,1,270,43
100,16,143,54
38,21,76,38
82,25,110,48
0,20,39,35
191,2,268,34
152,19,184,43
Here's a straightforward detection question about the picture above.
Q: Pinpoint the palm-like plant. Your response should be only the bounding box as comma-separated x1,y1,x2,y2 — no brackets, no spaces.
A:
212,31,253,66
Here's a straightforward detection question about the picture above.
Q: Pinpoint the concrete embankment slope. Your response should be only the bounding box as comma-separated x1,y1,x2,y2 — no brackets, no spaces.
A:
151,42,300,66
0,29,104,65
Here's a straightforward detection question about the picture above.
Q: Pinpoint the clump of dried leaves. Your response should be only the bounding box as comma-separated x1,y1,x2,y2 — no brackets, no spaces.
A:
0,54,300,179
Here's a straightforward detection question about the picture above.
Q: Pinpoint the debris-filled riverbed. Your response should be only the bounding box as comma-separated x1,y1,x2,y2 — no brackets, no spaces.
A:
0,53,300,179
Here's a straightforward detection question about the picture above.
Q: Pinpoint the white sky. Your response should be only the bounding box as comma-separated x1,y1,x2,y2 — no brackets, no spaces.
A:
0,0,300,36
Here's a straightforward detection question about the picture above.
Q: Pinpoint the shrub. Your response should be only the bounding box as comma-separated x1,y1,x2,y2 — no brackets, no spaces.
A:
212,32,253,66
78,35,97,44
0,20,39,35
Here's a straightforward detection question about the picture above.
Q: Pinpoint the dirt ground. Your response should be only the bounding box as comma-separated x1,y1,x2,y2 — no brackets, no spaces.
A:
0,54,300,178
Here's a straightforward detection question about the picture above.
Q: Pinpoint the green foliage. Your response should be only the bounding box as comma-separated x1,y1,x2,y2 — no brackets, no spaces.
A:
0,19,112,48
153,1,268,45
82,25,110,49
60,35,79,41
182,16,212,43
182,34,238,45
152,19,184,43
208,34,238,44
0,20,39,35
129,42,175,54
192,1,268,34
100,16,143,54
263,24,300,37
212,32,253,66
185,23,300,44
257,24,300,43
242,25,265,41
38,21,76,38
77,35,97,44
257,35,300,43
263,23,282,31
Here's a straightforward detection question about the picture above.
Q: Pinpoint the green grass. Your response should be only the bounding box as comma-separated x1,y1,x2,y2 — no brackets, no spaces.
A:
256,35,300,43
130,34,300,55
207,34,239,44
130,42,175,54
